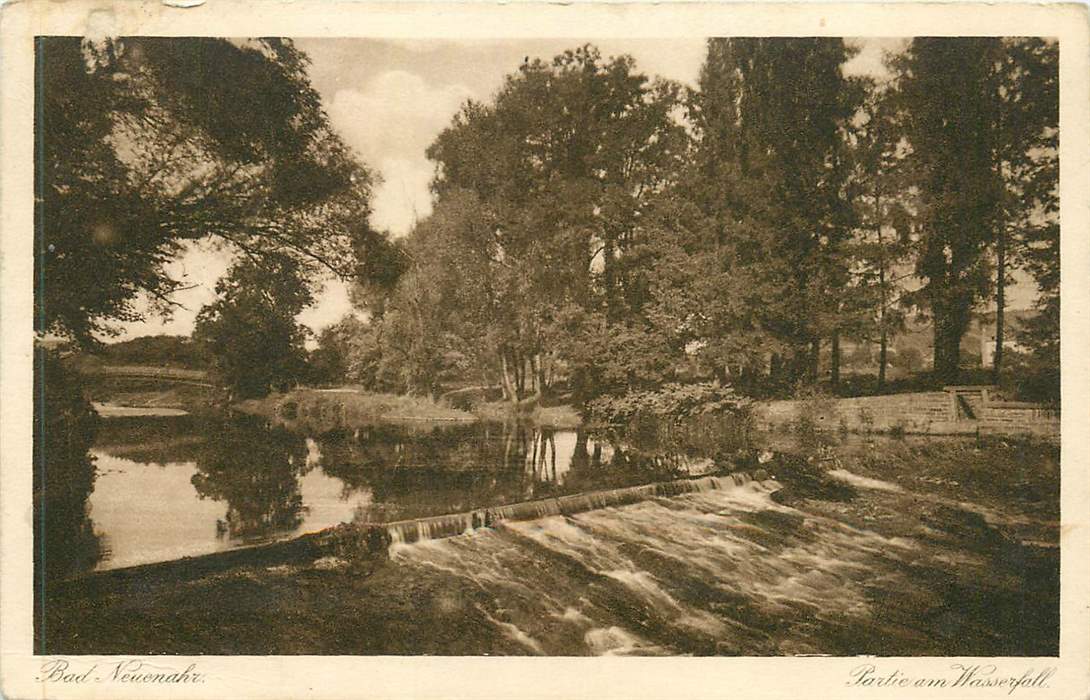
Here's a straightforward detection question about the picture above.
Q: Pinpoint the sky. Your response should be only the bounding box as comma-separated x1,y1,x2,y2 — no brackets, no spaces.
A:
110,37,1034,342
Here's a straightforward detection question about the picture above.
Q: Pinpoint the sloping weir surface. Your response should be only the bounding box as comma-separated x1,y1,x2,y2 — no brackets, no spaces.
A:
381,472,763,546
376,474,923,656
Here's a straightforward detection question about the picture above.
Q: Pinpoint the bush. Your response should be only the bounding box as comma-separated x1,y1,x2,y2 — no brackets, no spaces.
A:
277,399,299,420
586,382,751,425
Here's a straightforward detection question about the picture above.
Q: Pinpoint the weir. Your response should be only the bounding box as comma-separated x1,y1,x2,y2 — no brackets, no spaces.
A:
55,469,771,590
380,469,770,547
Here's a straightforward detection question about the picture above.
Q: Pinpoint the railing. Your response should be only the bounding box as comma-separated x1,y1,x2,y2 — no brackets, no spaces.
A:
79,364,215,388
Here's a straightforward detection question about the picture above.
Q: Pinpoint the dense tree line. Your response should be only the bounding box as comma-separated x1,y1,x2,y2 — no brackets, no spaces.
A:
325,38,1058,405
35,37,1059,404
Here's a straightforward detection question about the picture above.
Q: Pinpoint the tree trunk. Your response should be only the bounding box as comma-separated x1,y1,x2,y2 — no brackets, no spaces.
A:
500,352,518,404
536,355,548,398
571,431,589,471
993,226,1006,383
876,193,888,391
933,316,946,381
830,331,840,389
603,233,617,324
808,339,820,384
933,311,963,385
878,327,888,390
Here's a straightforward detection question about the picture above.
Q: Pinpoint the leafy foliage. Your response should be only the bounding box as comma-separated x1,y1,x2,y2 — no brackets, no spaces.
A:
586,382,751,424
891,38,1058,383
36,37,374,344
193,258,312,399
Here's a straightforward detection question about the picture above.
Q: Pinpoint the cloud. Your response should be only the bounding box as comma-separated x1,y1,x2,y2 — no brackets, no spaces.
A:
370,157,435,236
327,70,474,164
297,278,354,336
596,38,707,88
326,70,473,236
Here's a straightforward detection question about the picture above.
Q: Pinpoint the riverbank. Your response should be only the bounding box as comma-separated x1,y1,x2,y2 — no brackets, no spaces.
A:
41,434,1058,656
237,387,585,430
237,388,477,428
472,399,583,428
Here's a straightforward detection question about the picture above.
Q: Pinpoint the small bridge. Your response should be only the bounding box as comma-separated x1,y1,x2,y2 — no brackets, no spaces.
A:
79,365,216,388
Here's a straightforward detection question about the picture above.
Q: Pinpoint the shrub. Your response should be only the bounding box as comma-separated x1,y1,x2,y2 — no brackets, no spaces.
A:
277,400,299,420
586,382,751,425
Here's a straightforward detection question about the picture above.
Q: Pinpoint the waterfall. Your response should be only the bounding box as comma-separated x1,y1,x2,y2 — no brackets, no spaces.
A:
381,471,770,547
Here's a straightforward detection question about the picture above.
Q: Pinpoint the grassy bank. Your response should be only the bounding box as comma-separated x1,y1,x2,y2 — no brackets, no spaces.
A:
472,400,583,429
239,386,585,430
237,387,477,429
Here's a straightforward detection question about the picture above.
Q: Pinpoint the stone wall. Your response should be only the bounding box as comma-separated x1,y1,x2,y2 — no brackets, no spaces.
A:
755,391,962,434
979,401,1060,438
755,391,1059,440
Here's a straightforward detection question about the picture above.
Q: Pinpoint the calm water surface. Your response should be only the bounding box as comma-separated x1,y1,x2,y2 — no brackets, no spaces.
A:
83,413,716,571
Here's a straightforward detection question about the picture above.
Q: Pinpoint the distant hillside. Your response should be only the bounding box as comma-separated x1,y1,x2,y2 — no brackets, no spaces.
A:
89,335,208,371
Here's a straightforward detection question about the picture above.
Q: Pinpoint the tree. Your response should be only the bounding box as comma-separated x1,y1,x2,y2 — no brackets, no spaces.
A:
423,45,689,404
891,39,1005,383
310,314,378,387
989,39,1058,382
687,38,862,388
847,80,916,389
193,258,313,399
35,36,374,344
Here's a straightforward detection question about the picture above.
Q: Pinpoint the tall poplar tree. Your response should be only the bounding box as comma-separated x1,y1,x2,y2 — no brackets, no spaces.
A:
892,38,1058,384
690,38,861,386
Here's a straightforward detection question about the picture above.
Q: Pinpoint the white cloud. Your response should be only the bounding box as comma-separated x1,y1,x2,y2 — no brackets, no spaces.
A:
370,157,435,236
297,278,354,336
326,70,474,236
327,70,474,164
597,38,707,88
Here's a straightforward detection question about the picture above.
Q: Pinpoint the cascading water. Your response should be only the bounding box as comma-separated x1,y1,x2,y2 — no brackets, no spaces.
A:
381,470,767,547
380,472,929,656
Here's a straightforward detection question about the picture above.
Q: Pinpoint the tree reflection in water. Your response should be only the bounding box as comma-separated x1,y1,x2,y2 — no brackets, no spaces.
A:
312,420,717,522
190,415,309,543
34,351,104,650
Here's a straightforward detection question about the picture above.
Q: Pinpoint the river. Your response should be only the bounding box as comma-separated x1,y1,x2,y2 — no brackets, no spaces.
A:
77,412,719,571
41,409,1059,656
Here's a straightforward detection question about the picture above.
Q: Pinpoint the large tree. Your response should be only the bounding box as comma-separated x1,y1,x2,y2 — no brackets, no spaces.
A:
688,38,862,387
847,80,917,390
193,257,314,399
891,38,1057,384
990,39,1059,383
35,36,374,343
423,45,688,403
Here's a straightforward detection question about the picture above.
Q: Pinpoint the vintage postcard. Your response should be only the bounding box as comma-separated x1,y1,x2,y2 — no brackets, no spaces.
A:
1,1,1088,698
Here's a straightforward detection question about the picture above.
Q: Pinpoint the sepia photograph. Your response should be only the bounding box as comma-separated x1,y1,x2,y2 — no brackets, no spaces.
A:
3,1,1089,698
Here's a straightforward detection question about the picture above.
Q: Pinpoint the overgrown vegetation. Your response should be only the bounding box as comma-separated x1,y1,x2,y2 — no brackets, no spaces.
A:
308,38,1058,409
237,388,475,431
587,382,751,425
38,38,1060,409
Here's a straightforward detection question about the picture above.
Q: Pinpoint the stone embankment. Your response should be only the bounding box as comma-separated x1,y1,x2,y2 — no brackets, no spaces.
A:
754,385,1059,440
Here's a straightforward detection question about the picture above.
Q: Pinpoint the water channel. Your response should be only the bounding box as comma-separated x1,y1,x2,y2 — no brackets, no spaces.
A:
40,408,1060,656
